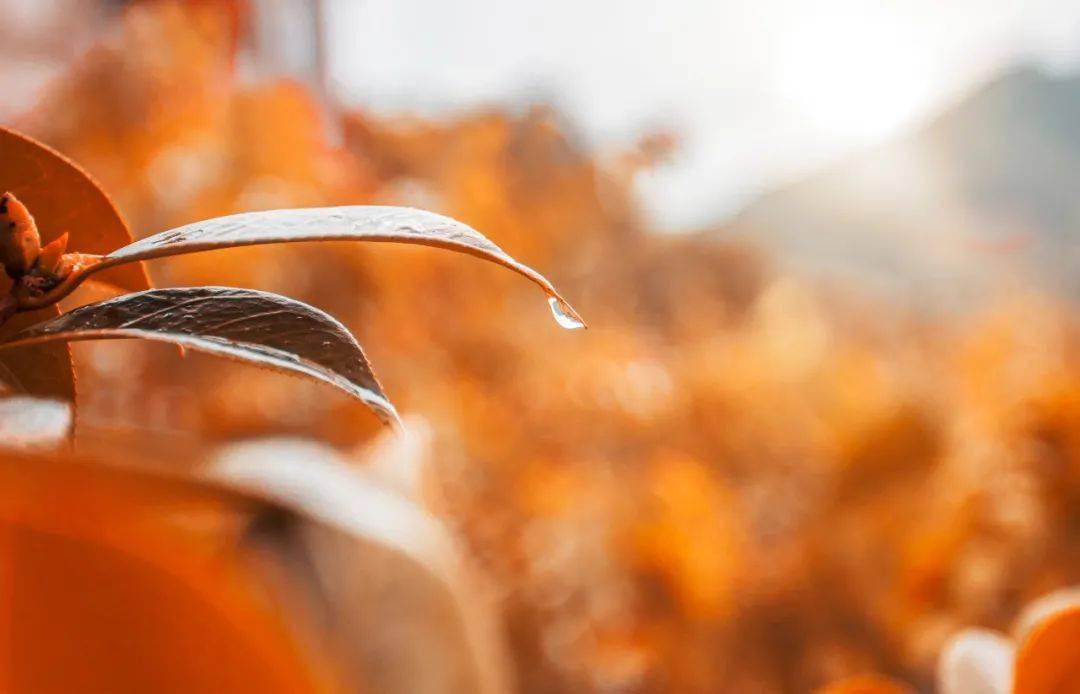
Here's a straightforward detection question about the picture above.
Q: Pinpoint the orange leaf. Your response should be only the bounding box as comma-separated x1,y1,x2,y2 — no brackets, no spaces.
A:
0,126,149,293
0,450,341,693
1014,605,1080,694
0,306,74,403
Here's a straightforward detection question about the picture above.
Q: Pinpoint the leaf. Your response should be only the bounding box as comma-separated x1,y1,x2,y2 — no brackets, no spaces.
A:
0,126,149,293
0,306,75,404
937,628,1013,694
0,396,72,451
89,206,585,329
1014,587,1080,642
210,438,510,694
0,125,142,412
1014,604,1080,694
0,448,336,693
0,287,398,427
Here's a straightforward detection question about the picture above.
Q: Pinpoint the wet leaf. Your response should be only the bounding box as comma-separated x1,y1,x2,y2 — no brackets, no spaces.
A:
0,287,398,426
91,206,585,329
0,126,149,292
1014,604,1080,694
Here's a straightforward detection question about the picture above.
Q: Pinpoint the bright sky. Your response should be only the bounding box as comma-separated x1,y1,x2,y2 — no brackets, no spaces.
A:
325,0,1080,230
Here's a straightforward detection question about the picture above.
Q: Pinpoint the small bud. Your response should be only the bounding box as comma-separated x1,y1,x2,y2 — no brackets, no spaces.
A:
0,192,41,278
36,232,70,277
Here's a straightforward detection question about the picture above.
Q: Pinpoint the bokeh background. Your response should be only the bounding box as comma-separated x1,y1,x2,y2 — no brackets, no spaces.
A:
4,1,1080,691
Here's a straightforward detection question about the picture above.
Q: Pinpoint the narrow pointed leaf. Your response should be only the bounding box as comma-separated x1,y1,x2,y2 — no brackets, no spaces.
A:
0,287,397,426
0,125,149,293
89,206,585,329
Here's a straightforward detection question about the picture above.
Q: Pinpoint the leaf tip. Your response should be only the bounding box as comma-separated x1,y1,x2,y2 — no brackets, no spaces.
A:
547,296,587,330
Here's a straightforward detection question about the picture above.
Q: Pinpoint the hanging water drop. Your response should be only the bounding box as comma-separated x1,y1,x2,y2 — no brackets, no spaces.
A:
548,296,586,330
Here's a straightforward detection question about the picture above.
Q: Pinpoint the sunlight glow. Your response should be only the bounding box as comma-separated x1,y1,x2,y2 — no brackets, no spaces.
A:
777,12,937,143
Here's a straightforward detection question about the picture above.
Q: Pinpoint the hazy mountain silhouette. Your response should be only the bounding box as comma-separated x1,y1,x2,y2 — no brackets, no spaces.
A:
727,65,1080,305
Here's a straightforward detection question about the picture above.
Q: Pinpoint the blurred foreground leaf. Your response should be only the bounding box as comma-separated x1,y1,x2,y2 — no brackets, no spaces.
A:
937,629,1013,694
1014,605,1080,694
0,449,338,693
211,438,510,694
0,396,72,450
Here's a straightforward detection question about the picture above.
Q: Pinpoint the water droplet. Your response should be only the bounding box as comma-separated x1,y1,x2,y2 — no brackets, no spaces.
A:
548,296,586,330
